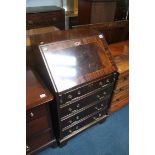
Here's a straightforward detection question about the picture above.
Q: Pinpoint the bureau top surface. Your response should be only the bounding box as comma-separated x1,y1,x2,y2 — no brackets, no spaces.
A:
30,28,102,46
26,68,54,110
26,6,64,14
109,40,129,73
34,29,117,92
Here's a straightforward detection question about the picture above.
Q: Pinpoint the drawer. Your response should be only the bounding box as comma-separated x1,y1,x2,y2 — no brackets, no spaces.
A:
58,72,117,104
26,131,52,154
59,85,113,119
27,114,49,138
114,85,129,95
60,99,109,129
61,110,107,138
27,104,47,122
112,90,129,103
115,79,128,90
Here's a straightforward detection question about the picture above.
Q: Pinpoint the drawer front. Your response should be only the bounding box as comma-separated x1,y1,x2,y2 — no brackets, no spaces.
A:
58,72,117,104
114,84,129,94
112,89,129,103
26,131,52,154
60,99,109,129
27,12,65,29
59,85,113,119
27,114,50,138
61,110,107,138
27,105,47,122
115,79,128,91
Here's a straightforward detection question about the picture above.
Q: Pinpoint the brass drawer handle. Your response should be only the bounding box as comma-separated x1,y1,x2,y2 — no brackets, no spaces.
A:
106,79,110,83
93,116,96,120
26,145,30,152
99,81,103,86
68,108,72,112
68,95,72,99
95,107,99,110
74,42,81,46
77,90,81,95
103,91,107,95
93,114,109,121
76,104,80,108
69,120,72,124
76,116,79,120
30,112,34,117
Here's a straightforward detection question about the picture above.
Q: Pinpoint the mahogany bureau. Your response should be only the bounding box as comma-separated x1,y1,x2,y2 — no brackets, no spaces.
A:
109,40,129,112
29,29,119,145
26,6,65,30
26,68,56,154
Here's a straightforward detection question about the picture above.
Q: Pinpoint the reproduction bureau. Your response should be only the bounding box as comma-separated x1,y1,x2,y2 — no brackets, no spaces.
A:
109,40,129,112
26,6,65,30
29,29,119,145
26,68,56,154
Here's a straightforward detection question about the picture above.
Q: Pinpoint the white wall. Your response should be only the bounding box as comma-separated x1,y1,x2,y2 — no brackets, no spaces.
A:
26,0,62,7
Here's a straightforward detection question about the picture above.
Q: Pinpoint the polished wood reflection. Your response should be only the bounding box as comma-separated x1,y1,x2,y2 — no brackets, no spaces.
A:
39,34,117,92
26,26,60,47
73,20,129,44
26,68,54,110
109,40,129,73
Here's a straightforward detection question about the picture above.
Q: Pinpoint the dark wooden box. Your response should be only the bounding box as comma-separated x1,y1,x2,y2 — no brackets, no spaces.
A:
26,6,65,30
29,29,119,145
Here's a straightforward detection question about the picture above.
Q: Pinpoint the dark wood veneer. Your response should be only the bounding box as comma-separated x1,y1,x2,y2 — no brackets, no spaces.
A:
73,20,129,44
26,68,56,154
27,115,49,138
26,68,54,110
26,6,65,30
27,131,56,155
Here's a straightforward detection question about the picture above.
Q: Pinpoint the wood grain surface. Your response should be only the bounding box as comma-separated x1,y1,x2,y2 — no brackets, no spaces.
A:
73,20,129,44
26,68,54,110
26,26,60,47
108,40,129,112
